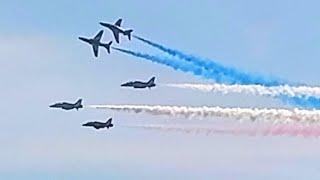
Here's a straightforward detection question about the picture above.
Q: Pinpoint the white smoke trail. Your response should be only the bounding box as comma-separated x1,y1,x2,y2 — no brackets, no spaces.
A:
124,124,320,137
165,83,320,98
88,104,320,124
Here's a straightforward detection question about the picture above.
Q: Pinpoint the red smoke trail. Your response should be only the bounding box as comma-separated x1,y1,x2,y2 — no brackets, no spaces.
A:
125,124,320,138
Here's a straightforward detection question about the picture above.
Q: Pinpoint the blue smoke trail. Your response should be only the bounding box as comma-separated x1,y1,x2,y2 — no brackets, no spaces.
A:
112,47,208,77
113,47,320,109
280,95,320,109
113,47,272,84
133,35,285,86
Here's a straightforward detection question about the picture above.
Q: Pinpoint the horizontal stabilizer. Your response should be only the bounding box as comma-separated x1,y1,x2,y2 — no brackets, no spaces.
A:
124,29,133,40
102,41,112,54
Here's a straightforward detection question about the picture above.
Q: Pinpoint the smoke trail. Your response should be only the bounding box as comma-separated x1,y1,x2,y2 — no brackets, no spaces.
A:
133,35,284,86
166,84,320,109
165,83,320,99
113,47,320,108
88,104,320,124
113,47,266,84
112,47,212,78
165,83,320,108
124,124,246,136
279,95,320,109
113,47,259,83
125,124,320,137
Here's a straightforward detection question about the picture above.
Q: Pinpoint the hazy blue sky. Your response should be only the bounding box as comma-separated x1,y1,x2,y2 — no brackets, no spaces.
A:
1,0,320,179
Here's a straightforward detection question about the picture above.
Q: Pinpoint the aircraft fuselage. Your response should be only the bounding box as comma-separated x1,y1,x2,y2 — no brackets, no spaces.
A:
100,23,125,34
82,121,113,129
50,103,81,110
49,99,83,111
121,81,155,88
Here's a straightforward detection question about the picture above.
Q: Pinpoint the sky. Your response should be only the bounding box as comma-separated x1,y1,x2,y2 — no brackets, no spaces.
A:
1,0,320,179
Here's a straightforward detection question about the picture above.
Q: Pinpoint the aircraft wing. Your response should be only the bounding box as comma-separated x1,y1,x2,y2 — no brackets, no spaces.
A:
92,44,99,57
94,30,104,41
112,30,120,43
114,19,122,27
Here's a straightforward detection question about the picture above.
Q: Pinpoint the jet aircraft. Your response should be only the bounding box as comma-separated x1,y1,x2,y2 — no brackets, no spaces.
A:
121,77,156,89
82,118,114,130
49,99,83,111
79,30,112,57
99,18,133,43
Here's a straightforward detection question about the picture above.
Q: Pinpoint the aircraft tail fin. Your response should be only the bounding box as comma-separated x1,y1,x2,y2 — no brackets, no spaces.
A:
106,118,112,123
75,99,83,110
102,41,112,54
124,29,133,40
147,77,156,87
148,77,155,84
107,118,113,128
75,99,82,105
